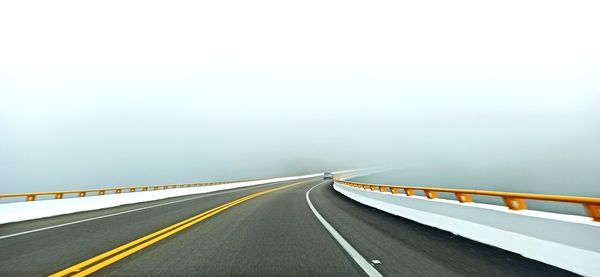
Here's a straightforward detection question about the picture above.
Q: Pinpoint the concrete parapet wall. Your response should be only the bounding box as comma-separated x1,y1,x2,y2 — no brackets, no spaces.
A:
334,182,600,276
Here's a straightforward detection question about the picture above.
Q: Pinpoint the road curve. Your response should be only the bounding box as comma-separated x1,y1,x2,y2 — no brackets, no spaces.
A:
0,178,575,276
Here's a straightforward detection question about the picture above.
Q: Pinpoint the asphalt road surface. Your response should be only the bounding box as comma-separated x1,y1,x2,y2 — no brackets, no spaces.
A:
0,178,576,276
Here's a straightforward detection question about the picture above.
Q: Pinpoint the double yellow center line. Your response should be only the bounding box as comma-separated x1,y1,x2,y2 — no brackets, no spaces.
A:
50,180,307,277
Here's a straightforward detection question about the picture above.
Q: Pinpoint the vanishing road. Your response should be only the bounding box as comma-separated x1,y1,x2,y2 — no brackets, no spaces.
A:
0,178,574,276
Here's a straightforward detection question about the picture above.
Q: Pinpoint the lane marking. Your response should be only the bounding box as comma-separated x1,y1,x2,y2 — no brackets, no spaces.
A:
50,195,254,277
50,180,311,277
0,179,313,240
306,182,383,277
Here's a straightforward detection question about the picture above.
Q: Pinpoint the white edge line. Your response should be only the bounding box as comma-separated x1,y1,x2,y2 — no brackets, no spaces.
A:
0,179,313,240
306,182,383,277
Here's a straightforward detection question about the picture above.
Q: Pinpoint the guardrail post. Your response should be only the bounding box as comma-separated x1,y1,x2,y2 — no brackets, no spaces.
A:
153,186,159,190
115,189,122,194
99,190,106,195
163,186,168,189
454,193,473,203
129,188,136,192
379,186,388,192
78,192,86,197
584,204,600,222
26,195,36,201
54,193,64,199
370,185,377,191
424,190,438,199
362,185,369,190
142,187,148,191
172,185,177,189
503,197,527,210
404,188,416,196
390,187,400,194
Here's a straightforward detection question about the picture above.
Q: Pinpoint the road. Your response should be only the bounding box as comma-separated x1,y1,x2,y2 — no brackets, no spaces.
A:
0,178,575,276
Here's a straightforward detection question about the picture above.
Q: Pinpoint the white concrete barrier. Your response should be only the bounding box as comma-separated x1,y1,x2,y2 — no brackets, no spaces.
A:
0,174,322,224
334,182,600,277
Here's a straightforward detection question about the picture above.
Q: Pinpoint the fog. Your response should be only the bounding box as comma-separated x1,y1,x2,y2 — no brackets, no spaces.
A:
1,1,599,196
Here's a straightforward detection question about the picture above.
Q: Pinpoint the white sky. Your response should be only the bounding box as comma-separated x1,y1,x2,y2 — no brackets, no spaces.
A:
1,0,599,192
0,1,599,74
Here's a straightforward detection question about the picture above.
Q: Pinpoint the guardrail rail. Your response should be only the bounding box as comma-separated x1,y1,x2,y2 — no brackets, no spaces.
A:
335,180,600,222
0,178,266,202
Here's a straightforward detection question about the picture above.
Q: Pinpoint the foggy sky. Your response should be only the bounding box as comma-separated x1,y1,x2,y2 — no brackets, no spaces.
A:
1,0,599,194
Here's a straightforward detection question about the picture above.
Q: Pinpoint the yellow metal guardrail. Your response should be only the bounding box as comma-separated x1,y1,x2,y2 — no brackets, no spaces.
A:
0,178,266,202
336,180,600,222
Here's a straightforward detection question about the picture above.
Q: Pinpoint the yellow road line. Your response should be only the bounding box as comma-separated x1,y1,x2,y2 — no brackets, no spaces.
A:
50,180,310,277
50,196,252,276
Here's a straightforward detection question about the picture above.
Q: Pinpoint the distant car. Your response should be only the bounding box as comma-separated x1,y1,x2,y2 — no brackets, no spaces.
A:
323,172,333,180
